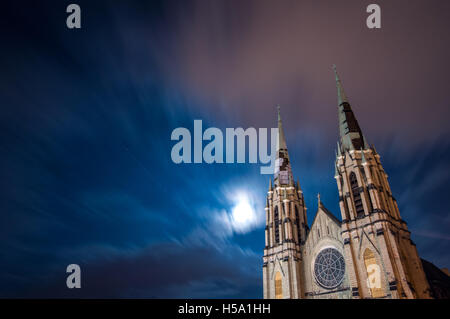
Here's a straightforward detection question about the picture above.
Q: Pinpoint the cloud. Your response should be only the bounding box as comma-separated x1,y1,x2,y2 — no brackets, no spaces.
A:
1,0,449,298
219,185,264,234
6,240,261,298
413,230,450,241
384,140,450,268
185,177,266,247
148,0,450,149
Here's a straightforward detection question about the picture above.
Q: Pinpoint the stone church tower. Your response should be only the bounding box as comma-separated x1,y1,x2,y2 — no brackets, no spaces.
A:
262,106,308,299
262,67,434,299
332,66,432,299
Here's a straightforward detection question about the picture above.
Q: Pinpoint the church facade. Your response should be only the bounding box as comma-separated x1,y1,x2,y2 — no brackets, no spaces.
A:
262,67,433,299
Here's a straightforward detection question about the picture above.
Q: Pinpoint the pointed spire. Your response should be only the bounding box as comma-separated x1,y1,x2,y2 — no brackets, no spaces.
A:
363,135,369,149
360,147,367,164
274,105,293,186
269,178,273,191
317,193,321,206
336,141,342,157
333,64,348,106
334,161,340,178
333,65,367,152
276,104,287,151
345,134,355,151
371,144,378,155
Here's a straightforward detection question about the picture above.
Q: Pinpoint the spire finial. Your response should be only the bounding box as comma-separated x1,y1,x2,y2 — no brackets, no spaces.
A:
371,144,378,154
363,135,369,149
275,104,287,151
360,147,367,164
317,193,321,205
332,64,348,105
334,161,340,178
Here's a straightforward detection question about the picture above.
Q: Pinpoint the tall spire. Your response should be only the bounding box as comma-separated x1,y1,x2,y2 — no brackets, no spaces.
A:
332,65,368,152
276,105,287,151
274,105,293,186
333,64,348,106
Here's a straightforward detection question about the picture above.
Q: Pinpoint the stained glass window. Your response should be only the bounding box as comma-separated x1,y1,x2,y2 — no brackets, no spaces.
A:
314,248,345,289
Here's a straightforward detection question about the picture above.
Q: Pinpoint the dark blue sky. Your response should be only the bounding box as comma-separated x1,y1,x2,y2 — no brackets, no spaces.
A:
0,0,449,298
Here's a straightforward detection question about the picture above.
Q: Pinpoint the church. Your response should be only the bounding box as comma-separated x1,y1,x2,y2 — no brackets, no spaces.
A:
262,66,435,299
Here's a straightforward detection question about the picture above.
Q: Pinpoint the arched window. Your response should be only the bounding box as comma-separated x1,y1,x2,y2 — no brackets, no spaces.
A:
274,206,280,244
295,206,301,243
275,271,283,299
363,249,384,298
350,172,364,217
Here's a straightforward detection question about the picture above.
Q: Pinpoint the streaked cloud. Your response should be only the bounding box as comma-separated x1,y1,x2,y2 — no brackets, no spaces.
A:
0,0,449,298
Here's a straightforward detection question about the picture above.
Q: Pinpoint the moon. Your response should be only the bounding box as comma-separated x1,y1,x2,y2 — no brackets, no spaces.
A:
230,193,258,233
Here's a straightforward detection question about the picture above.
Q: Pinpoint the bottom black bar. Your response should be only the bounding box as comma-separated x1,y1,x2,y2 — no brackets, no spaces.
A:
0,299,448,318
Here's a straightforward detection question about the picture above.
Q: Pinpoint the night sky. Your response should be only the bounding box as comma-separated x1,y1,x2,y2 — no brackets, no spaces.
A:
1,0,449,298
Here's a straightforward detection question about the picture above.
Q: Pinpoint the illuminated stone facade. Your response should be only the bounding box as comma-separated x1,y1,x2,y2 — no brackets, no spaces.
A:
262,67,433,299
